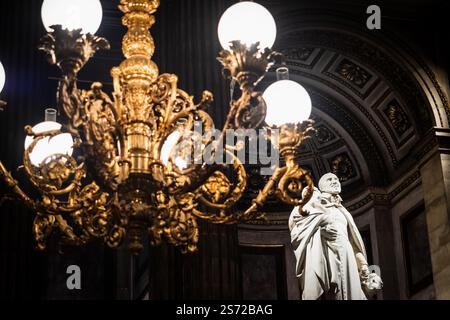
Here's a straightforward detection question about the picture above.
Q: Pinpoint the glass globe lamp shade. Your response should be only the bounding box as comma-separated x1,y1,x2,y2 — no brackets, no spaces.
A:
263,80,312,126
161,131,181,166
174,157,188,170
0,61,5,94
161,131,190,170
41,0,103,34
218,1,276,50
24,121,74,167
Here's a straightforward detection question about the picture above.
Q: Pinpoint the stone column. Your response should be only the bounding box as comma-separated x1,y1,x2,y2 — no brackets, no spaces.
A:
419,128,450,299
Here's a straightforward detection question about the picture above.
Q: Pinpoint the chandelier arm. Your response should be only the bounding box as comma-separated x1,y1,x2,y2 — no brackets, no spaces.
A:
272,121,316,214
161,108,216,180
216,40,283,134
41,203,84,216
65,82,122,191
33,181,125,250
96,86,119,121
165,90,213,132
168,146,248,196
175,151,247,225
240,166,288,220
82,82,120,126
0,160,38,210
159,74,180,132
33,213,56,250
167,106,204,130
54,214,87,247
169,192,236,227
276,165,314,210
196,150,247,209
20,125,121,222
198,162,314,224
234,91,267,129
34,175,113,218
57,76,81,132
165,162,222,195
0,158,91,217
23,129,85,196
69,186,125,247
191,208,238,225
160,207,199,254
173,105,235,173
172,80,245,168
202,88,266,169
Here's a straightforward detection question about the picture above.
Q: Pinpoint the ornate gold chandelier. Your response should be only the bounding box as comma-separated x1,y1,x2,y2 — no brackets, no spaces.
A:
0,0,314,254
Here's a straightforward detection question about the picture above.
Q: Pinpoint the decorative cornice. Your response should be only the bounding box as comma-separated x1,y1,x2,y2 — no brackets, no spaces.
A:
346,170,421,213
415,128,450,163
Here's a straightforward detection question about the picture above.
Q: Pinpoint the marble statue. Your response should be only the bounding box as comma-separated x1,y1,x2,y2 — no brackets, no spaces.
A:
289,173,383,300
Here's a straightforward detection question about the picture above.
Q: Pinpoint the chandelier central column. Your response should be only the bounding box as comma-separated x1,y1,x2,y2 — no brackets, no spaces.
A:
114,0,161,182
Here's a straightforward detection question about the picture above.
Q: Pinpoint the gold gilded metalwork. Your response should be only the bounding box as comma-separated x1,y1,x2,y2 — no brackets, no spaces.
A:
0,0,314,254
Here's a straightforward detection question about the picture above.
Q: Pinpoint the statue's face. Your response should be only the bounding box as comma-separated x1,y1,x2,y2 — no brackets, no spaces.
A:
320,174,341,195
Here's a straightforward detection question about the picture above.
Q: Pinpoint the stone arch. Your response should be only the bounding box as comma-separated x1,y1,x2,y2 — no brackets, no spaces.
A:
273,7,449,128
260,15,450,194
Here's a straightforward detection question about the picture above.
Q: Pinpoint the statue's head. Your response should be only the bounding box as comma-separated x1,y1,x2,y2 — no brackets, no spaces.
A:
318,173,341,195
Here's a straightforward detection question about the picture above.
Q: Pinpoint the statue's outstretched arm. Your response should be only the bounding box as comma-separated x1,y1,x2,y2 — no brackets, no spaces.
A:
355,252,370,276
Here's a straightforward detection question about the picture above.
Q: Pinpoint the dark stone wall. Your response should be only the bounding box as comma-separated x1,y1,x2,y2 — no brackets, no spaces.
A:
0,0,52,300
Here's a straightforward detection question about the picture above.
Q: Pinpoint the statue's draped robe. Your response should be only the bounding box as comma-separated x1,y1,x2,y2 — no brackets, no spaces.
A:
289,193,368,300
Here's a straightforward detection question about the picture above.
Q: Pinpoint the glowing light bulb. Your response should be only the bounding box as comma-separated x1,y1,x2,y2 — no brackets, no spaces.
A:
24,121,73,167
0,61,5,94
218,1,276,50
263,80,312,126
161,131,181,166
161,131,193,170
174,156,188,170
41,0,103,34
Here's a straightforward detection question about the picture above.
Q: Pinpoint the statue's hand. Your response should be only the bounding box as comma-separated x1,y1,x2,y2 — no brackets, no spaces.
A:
320,225,338,241
360,264,370,279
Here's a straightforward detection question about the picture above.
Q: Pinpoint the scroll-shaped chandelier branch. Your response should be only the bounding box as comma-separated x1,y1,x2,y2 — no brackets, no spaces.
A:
0,161,37,210
241,121,316,219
